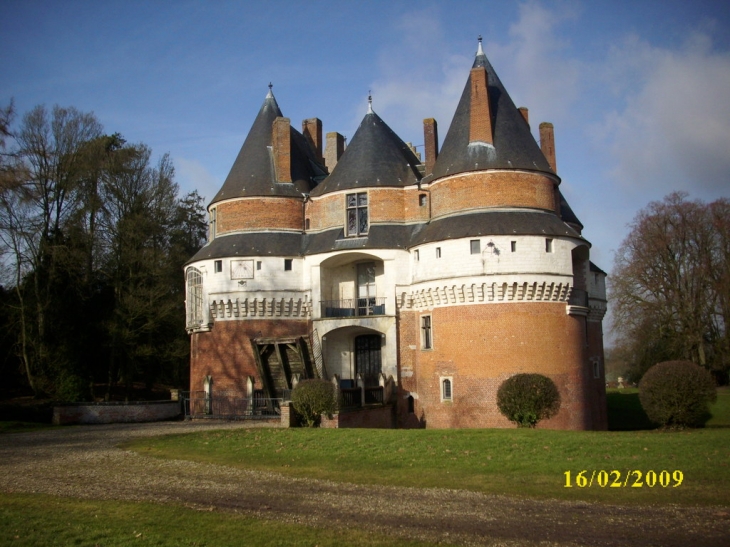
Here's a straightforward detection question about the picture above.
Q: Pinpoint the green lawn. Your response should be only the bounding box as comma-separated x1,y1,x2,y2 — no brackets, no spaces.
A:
607,386,730,430
0,494,441,547
126,426,730,507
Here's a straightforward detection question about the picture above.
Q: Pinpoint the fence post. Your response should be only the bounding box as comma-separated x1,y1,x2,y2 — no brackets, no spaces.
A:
203,375,213,415
356,373,365,407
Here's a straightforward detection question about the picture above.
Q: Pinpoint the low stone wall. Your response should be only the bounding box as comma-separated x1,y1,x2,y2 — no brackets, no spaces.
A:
320,404,395,429
53,400,182,425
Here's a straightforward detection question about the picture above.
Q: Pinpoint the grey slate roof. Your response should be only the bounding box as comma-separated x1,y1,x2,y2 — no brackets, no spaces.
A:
186,232,305,264
210,92,327,205
311,111,422,196
428,47,554,180
410,210,582,247
558,190,584,231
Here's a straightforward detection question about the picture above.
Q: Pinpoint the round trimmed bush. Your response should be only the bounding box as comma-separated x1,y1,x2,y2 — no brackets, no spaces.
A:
291,379,337,427
639,360,716,428
496,373,561,428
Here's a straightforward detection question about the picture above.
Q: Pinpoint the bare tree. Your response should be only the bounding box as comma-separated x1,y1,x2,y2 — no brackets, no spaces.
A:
611,192,729,381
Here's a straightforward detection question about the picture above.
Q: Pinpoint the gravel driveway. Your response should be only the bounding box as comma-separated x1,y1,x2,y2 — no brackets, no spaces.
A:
1,421,728,546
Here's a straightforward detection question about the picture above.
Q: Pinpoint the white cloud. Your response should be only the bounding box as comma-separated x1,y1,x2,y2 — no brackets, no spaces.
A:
367,8,470,147
487,1,581,127
174,156,219,205
598,32,730,198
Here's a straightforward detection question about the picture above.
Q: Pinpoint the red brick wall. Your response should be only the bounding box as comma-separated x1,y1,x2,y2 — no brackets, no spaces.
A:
320,405,395,428
190,319,310,394
306,187,430,232
217,197,303,233
397,302,598,430
470,67,493,144
430,171,557,217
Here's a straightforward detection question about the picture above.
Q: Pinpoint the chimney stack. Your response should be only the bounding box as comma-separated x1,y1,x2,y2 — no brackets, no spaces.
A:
325,132,345,172
423,118,439,176
518,107,529,127
539,122,557,172
273,117,292,183
302,118,323,163
469,67,493,145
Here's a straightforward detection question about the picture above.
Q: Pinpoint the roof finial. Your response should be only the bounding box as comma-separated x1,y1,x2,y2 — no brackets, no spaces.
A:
477,35,484,56
266,82,273,98
367,90,373,114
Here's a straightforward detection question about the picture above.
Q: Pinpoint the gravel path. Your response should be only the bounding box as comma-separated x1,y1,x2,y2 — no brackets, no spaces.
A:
1,421,728,546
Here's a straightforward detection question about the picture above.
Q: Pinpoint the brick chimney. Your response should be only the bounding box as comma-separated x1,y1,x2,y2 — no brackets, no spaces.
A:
273,117,292,183
302,118,323,162
423,118,438,176
324,132,345,172
518,107,529,127
539,122,557,172
469,67,493,145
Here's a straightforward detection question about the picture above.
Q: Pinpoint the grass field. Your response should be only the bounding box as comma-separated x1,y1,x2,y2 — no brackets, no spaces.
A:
2,388,729,545
0,494,439,547
125,425,730,507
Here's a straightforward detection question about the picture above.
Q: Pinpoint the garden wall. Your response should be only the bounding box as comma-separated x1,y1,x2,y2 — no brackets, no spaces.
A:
53,401,181,425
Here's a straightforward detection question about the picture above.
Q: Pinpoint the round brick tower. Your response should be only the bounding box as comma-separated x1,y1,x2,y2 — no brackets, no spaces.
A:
396,38,607,429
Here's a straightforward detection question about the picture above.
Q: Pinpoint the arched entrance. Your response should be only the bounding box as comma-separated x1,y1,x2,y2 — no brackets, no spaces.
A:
355,334,382,387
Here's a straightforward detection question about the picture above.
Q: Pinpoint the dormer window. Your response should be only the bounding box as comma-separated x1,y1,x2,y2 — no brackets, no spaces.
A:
346,192,368,236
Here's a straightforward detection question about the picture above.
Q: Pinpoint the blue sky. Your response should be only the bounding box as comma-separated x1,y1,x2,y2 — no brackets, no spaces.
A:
2,0,729,284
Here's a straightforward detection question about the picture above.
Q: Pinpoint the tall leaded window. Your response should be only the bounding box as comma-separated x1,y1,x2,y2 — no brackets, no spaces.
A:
346,192,368,236
186,267,204,328
421,315,432,349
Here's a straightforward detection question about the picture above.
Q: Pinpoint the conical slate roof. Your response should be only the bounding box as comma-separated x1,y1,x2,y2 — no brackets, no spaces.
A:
311,108,422,196
210,90,327,205
429,41,554,180
558,190,584,231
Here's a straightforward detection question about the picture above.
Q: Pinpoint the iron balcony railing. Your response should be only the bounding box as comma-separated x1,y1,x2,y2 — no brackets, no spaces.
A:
320,297,386,318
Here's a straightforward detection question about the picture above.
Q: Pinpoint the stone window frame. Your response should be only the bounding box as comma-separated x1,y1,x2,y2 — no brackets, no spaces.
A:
421,314,432,350
214,260,222,273
345,191,369,237
546,238,553,253
470,239,481,255
185,267,204,328
436,247,441,258
440,376,453,402
284,258,293,271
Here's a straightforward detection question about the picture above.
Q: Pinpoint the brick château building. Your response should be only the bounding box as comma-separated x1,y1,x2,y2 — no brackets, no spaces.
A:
185,39,608,429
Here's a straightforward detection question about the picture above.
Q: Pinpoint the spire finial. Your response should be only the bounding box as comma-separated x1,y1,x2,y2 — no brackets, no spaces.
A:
477,35,484,56
367,90,373,114
266,82,273,98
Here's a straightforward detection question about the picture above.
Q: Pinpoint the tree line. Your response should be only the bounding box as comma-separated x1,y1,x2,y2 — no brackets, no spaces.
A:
0,103,206,400
610,192,729,383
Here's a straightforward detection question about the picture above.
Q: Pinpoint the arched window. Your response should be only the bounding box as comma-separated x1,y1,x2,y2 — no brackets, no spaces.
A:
441,377,452,402
186,267,204,329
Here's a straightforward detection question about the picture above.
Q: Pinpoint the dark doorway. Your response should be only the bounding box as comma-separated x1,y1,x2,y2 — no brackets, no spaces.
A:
355,334,382,387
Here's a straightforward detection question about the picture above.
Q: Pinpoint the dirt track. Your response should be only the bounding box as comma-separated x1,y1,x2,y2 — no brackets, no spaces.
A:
0,421,728,546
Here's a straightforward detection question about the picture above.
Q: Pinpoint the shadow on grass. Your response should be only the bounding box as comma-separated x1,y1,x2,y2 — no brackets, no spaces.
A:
606,389,655,431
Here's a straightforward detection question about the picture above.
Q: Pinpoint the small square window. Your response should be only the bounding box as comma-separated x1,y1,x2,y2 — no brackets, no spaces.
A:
546,238,553,253
470,240,480,254
511,241,517,252
256,261,262,271
214,260,222,273
284,259,293,271
414,249,419,261
441,377,453,402
436,247,441,258
419,194,427,207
